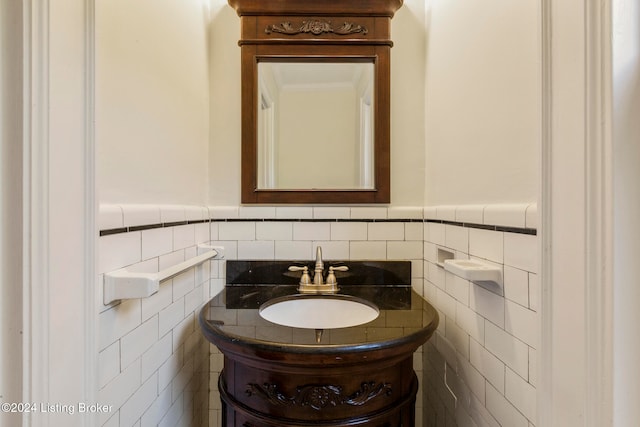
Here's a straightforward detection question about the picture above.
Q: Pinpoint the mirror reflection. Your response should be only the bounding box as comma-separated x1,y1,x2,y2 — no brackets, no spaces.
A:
257,62,375,190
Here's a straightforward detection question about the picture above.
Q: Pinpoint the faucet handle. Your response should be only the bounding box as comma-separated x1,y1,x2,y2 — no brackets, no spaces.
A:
325,265,349,285
288,265,311,285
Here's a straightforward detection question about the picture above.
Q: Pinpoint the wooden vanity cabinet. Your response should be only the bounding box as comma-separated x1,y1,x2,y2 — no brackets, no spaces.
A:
216,339,421,426
199,263,439,426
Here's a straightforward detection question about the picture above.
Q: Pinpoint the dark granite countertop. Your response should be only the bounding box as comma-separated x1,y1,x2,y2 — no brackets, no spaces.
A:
199,260,439,354
199,284,439,354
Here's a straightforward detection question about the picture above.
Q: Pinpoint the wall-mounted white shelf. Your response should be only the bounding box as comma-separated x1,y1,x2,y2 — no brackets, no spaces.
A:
436,247,455,268
104,244,223,304
443,259,502,287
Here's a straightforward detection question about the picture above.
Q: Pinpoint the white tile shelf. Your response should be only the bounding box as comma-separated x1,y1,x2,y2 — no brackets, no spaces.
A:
103,244,223,304
443,258,503,287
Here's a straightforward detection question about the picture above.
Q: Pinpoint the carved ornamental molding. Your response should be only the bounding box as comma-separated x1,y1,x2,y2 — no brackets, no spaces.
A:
245,381,392,410
265,20,368,36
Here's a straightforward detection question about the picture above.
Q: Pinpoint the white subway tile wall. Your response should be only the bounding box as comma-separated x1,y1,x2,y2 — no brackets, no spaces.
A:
160,205,187,224
98,206,215,427
483,204,529,229
435,205,457,222
423,205,538,427
99,204,125,230
121,204,162,228
312,206,352,219
275,206,314,219
99,203,537,427
454,205,485,225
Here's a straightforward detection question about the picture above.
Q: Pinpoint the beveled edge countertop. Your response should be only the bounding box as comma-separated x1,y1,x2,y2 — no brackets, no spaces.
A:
198,284,439,355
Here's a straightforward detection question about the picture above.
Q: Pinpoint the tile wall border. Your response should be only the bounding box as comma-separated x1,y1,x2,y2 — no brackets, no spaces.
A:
99,204,538,236
425,220,537,235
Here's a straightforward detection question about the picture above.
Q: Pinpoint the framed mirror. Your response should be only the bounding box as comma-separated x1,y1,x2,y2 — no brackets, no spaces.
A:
229,0,403,204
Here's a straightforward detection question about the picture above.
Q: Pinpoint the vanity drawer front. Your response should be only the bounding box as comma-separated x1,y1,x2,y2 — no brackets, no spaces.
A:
227,380,416,427
221,355,415,423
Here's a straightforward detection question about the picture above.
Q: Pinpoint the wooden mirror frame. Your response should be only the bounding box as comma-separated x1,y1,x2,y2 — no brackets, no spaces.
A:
229,0,403,204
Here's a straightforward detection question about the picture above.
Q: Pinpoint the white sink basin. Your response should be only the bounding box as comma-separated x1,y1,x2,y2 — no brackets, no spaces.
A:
259,294,379,329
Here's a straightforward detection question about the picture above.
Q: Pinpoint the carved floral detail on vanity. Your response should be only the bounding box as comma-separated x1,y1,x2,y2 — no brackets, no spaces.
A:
245,381,393,410
265,20,368,36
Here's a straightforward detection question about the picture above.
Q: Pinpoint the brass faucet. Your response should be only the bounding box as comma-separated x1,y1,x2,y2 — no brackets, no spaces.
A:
288,246,348,294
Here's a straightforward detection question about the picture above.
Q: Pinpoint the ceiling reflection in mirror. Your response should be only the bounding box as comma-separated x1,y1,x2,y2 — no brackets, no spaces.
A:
257,62,375,190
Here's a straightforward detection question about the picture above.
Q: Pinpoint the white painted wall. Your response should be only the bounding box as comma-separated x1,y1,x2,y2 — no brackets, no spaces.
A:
94,0,541,208
208,1,241,206
208,0,427,207
0,2,23,424
612,0,640,424
390,0,427,206
96,0,210,205
95,0,539,208
423,0,539,206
